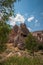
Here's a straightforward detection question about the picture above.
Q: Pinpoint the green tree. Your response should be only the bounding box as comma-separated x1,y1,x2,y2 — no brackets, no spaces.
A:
25,33,38,56
0,0,18,52
0,0,17,21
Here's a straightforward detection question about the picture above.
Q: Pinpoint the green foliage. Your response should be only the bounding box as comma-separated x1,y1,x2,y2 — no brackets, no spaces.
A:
0,21,11,52
0,22,10,43
25,33,38,55
38,43,43,50
0,56,43,65
0,0,19,22
0,0,18,52
0,0,17,17
0,44,7,53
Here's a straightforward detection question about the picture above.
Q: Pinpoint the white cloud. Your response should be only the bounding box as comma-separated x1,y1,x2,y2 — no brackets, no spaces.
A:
27,27,32,31
34,19,40,27
9,14,25,26
28,16,34,22
35,19,38,23
9,16,16,25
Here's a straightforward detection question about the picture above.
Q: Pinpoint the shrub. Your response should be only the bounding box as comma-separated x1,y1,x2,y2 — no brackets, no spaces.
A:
38,43,43,50
25,33,38,56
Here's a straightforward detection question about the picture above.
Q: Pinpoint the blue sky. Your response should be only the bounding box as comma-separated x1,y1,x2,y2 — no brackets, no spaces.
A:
9,0,43,32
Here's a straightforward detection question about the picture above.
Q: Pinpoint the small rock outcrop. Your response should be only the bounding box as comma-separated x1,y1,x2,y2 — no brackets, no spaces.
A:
32,31,43,43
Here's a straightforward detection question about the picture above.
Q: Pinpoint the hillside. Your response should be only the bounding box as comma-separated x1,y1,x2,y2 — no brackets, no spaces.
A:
0,24,43,65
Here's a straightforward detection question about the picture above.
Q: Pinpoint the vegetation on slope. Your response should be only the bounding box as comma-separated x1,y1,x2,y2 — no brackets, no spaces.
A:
0,55,43,65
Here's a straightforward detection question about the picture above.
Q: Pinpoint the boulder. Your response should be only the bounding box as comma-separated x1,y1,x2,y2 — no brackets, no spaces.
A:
17,43,25,50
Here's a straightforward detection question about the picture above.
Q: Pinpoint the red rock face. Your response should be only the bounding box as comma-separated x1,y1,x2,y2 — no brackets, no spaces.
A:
32,31,43,43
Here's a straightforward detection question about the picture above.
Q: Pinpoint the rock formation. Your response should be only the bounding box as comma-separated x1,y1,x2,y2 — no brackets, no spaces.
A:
8,23,29,49
14,23,29,50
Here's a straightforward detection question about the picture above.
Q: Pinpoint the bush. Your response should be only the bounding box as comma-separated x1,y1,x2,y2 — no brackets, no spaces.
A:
0,43,7,53
0,22,11,52
38,43,43,50
25,33,38,56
